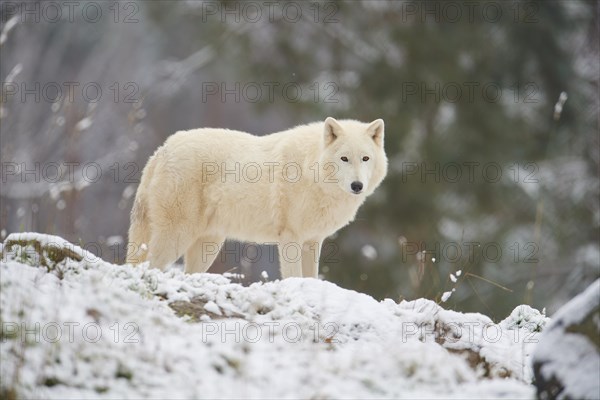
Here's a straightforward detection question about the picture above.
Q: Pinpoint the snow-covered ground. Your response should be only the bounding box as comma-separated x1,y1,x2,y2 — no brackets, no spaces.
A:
1,233,549,399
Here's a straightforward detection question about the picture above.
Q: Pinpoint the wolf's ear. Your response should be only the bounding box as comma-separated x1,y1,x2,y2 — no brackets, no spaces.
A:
367,119,384,147
324,117,343,146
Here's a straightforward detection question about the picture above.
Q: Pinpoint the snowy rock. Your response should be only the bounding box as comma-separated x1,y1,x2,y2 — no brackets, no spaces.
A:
500,304,549,332
532,279,600,400
2,232,102,269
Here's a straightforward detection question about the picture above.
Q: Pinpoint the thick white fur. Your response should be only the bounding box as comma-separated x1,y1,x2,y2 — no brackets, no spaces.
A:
127,117,387,278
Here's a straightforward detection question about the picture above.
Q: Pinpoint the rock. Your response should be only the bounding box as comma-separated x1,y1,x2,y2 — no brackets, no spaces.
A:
1,233,103,274
533,279,600,399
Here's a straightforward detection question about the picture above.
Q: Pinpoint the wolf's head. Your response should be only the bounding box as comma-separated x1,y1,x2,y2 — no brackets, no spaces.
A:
320,117,388,197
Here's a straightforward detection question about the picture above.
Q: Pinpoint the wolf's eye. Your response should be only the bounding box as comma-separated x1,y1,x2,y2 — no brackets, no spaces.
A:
341,156,349,162
362,156,370,162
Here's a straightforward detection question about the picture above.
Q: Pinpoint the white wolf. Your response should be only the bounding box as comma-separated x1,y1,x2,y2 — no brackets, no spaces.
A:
127,117,387,278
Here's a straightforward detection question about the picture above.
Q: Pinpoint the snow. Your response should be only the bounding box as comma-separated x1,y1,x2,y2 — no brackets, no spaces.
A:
441,289,455,302
1,233,548,399
105,235,123,247
0,16,20,46
533,279,599,399
204,300,223,316
553,91,568,120
75,117,93,131
361,244,378,260
544,279,598,328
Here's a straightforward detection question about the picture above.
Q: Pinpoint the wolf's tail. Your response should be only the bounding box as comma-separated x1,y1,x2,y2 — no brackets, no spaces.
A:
126,153,158,264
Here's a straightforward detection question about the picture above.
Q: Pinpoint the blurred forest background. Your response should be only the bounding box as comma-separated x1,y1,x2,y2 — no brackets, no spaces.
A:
1,0,598,318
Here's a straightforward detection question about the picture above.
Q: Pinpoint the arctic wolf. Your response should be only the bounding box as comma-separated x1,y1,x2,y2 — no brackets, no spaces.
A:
127,117,387,278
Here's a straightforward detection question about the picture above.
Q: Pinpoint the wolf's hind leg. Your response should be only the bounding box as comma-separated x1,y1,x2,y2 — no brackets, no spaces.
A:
147,229,193,271
184,236,225,274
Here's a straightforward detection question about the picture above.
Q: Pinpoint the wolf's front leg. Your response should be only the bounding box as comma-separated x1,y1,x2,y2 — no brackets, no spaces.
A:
278,241,303,278
301,240,322,279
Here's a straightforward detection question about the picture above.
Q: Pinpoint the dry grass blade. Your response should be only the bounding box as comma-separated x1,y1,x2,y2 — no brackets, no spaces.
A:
465,272,513,292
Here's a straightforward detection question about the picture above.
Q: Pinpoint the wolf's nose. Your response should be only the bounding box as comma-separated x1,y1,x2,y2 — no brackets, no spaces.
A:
351,181,363,193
